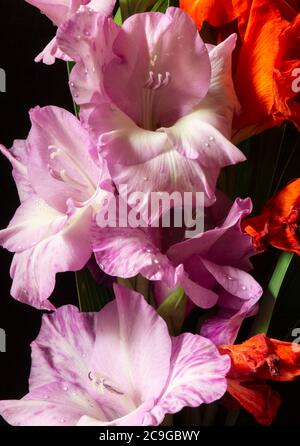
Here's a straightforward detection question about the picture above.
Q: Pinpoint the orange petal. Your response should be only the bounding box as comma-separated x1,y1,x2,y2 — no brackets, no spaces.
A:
220,334,300,381
242,178,300,254
227,378,281,425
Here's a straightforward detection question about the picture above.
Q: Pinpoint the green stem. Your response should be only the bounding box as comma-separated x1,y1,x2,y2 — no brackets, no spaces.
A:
250,251,294,336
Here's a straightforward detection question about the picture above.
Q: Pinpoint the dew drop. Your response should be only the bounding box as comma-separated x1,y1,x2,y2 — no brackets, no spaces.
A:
205,143,210,147
153,258,160,265
70,81,75,88
143,177,148,181
77,35,81,40
84,30,91,37
73,92,79,98
241,285,247,290
209,136,215,141
146,248,152,253
59,418,65,423
63,385,68,391
22,289,28,295
43,394,49,399
225,275,233,281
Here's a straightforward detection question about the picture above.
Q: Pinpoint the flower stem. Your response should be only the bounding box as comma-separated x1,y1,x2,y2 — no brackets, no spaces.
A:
250,251,294,336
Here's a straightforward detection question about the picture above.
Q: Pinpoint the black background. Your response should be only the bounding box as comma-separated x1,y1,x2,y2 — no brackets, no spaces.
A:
0,0,299,427
0,0,77,425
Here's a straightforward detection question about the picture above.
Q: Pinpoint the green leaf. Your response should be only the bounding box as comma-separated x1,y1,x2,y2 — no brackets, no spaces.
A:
158,287,187,335
114,7,122,25
151,0,168,12
250,251,294,335
75,268,115,312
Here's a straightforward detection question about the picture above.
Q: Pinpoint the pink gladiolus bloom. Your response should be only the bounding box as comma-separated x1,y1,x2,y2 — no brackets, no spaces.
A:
0,285,230,426
57,7,245,221
92,197,262,344
0,106,109,310
25,0,116,64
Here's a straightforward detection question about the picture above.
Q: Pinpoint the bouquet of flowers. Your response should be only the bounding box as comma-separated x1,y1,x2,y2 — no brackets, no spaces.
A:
0,0,300,427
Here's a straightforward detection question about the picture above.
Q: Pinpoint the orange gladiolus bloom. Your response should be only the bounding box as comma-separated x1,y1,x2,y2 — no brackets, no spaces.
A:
180,0,300,143
219,334,300,425
242,178,300,254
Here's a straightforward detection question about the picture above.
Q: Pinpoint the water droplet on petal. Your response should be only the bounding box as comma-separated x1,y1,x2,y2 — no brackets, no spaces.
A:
225,274,233,281
209,136,215,141
205,143,210,147
59,418,65,423
241,285,247,290
146,248,152,253
63,385,68,391
84,30,91,37
153,258,160,265
70,82,75,88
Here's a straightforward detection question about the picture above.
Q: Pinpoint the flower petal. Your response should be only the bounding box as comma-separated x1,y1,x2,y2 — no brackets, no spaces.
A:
0,381,107,426
88,284,172,404
9,206,93,309
0,196,67,252
104,7,210,128
200,288,261,345
226,378,281,426
29,304,96,389
0,141,32,202
34,37,72,65
147,333,230,424
27,106,98,213
57,8,120,118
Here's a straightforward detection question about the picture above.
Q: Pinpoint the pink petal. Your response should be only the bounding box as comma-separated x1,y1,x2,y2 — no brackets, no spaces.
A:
0,196,67,252
0,141,33,202
201,258,263,301
200,288,261,345
25,0,70,26
104,7,210,128
9,206,93,309
87,0,116,16
88,284,172,404
92,223,218,309
29,304,96,389
92,223,167,281
0,382,107,426
57,8,120,118
34,37,72,65
167,198,253,268
202,34,241,138
27,106,99,213
146,334,230,424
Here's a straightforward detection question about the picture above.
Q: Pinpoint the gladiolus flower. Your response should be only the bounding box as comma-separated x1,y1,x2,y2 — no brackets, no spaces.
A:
0,106,109,309
242,178,300,255
25,0,116,64
0,285,230,426
92,196,262,344
180,0,300,142
57,7,245,220
219,334,300,425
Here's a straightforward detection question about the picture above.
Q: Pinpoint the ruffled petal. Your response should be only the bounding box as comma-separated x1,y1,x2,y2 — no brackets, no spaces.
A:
200,288,261,345
147,333,230,424
29,304,96,389
57,7,120,118
9,206,93,309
